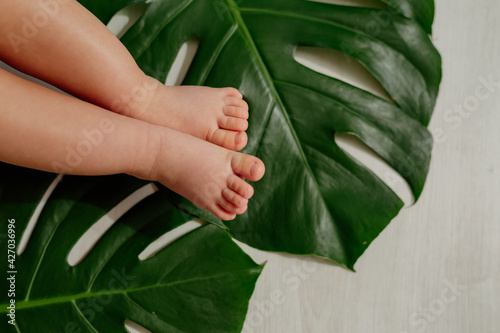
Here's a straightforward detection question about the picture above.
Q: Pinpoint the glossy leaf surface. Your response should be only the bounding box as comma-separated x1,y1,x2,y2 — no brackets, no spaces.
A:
381,0,435,34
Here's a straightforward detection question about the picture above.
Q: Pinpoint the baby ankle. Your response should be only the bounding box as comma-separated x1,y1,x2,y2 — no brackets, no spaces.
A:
110,75,160,118
128,123,163,181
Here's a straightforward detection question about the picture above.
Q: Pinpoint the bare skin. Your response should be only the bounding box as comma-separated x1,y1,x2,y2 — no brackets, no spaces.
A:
0,0,249,151
138,82,250,151
0,0,265,220
0,68,264,220
145,126,263,220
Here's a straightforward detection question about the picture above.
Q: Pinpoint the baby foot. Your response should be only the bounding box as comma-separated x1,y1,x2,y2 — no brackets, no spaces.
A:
116,76,249,151
139,125,265,220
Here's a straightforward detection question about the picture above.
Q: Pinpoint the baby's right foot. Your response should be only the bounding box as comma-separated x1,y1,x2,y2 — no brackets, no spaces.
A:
135,124,265,220
114,76,250,152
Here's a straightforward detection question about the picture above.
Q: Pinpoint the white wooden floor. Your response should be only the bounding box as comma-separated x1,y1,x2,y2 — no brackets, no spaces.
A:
240,0,500,332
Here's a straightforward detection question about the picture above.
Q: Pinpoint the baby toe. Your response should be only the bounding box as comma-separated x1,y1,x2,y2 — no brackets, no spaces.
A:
218,116,248,132
218,197,246,215
234,205,248,215
214,204,237,221
227,174,254,199
223,105,249,119
210,129,247,151
230,153,265,182
222,87,243,98
225,97,248,109
223,188,249,207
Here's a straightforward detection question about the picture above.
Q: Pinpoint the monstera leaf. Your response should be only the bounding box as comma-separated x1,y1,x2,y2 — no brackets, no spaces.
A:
79,0,441,269
0,164,263,332
380,0,434,34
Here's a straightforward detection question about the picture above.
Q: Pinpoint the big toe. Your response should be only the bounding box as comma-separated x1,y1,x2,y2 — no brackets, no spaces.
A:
210,129,247,151
230,153,265,182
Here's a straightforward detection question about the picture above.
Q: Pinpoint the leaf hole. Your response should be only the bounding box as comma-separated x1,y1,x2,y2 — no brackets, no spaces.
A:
335,133,414,206
67,183,159,267
294,46,392,101
18,174,63,255
306,0,386,8
164,37,200,86
106,2,148,39
138,219,205,260
125,320,151,333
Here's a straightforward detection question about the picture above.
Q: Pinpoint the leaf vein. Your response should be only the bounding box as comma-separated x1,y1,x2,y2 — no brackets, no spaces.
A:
72,300,99,333
1,267,262,312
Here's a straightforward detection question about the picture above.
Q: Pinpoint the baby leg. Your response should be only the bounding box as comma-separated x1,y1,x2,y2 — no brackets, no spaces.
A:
0,68,264,220
0,0,249,150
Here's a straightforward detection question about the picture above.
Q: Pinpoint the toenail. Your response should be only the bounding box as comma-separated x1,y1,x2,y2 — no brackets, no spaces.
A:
250,161,258,177
235,132,242,144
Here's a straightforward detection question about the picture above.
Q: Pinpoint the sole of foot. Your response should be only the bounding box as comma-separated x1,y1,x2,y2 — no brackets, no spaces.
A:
144,125,265,220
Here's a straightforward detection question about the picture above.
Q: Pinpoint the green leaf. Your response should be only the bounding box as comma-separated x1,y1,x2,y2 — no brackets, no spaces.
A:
78,0,441,269
381,0,435,34
0,164,263,332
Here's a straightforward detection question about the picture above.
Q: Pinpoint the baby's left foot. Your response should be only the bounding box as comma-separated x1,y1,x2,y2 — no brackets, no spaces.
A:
114,76,249,151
